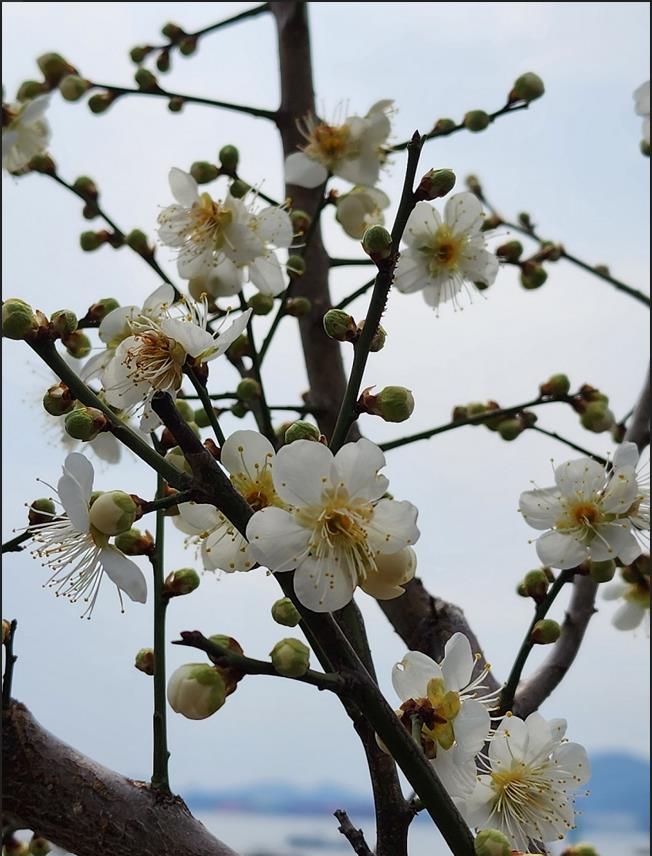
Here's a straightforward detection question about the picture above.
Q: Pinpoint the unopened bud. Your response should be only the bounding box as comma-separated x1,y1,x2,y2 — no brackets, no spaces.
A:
270,638,310,677
164,567,200,597
135,648,155,675
562,845,599,856
87,92,115,114
357,319,386,352
179,36,198,56
218,145,239,172
540,373,571,397
58,74,91,101
509,72,545,104
271,597,301,627
287,255,306,276
231,401,248,418
190,161,219,184
323,308,357,341
521,569,550,601
247,293,275,316
290,209,311,234
87,297,120,323
463,110,491,132
64,406,107,441
579,401,615,433
465,174,483,198
28,498,56,526
473,828,511,856
285,421,321,444
361,224,393,262
79,230,106,251
497,418,523,441
16,80,48,101
362,386,415,423
168,96,185,113
432,118,457,135
89,490,137,536
43,382,75,416
495,240,523,262
62,329,92,358
156,50,171,72
229,178,250,199
129,45,151,64
2,298,38,340
134,68,159,92
125,229,151,255
167,663,226,719
531,618,561,644
536,240,563,262
594,264,610,277
161,22,184,39
284,296,311,317
519,261,548,290
50,309,78,338
415,168,456,201
37,52,77,85
589,559,617,583
236,378,261,401
71,175,98,202
29,839,52,856
114,527,154,556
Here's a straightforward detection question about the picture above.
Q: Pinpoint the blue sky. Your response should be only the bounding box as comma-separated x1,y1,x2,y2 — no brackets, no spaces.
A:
2,1,650,802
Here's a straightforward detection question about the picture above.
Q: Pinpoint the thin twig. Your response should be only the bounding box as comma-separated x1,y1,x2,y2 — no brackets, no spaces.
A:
2,620,18,709
334,809,374,856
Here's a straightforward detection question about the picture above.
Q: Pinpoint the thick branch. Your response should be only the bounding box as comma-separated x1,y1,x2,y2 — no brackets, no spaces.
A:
2,699,239,856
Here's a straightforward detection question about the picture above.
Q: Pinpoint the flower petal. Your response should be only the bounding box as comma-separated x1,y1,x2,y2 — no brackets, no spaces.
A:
333,438,388,502
440,633,474,691
392,650,441,702
221,430,275,479
292,554,356,612
246,506,309,571
284,152,328,188
273,440,334,507
535,529,588,569
168,167,199,207
100,546,147,603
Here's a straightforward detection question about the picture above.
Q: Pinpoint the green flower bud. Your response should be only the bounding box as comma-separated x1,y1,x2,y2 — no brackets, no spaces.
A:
164,567,201,597
287,255,306,276
361,224,393,262
323,308,357,342
415,168,456,201
193,406,214,429
540,373,571,397
495,240,523,262
290,209,311,234
164,446,193,474
497,418,523,441
284,421,321,444
28,498,56,526
229,178,250,199
178,36,198,56
2,298,38,340
509,72,545,104
175,398,194,422
79,230,105,252
28,838,52,856
247,292,275,316
208,634,244,656
589,559,617,583
37,52,77,85
58,74,91,101
284,296,311,317
125,229,151,255
357,319,386,352
363,386,415,423
86,297,120,323
531,618,561,644
562,844,599,856
580,400,615,433
536,241,563,262
129,45,151,64
167,663,226,719
42,382,75,416
463,110,491,132
114,527,154,556
432,118,457,135
518,211,533,230
135,648,155,676
640,139,650,158
156,50,171,73
50,309,78,338
28,153,56,174
161,22,184,39
190,161,219,184
64,406,107,441
134,68,159,92
271,597,302,627
87,92,115,114
270,638,310,677
236,378,261,401
218,145,239,172
231,401,248,419
473,828,511,856
521,568,550,601
167,96,185,113
88,490,137,536
72,176,98,203
16,80,49,101
516,581,530,597
519,261,548,290
63,329,92,358
466,402,488,417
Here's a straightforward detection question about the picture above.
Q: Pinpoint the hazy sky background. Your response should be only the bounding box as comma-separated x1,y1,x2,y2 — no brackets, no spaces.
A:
2,0,650,816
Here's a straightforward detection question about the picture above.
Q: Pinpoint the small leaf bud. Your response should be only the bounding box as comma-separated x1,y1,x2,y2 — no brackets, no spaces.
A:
2,298,38,340
518,211,533,230
285,421,321,444
218,144,239,172
129,45,151,64
28,498,56,526
247,293,275,316
62,329,92,358
16,80,48,101
58,74,91,101
589,559,617,583
432,118,457,135
284,296,311,317
323,308,357,342
164,567,201,597
79,230,106,252
540,373,571,397
361,386,415,423
361,224,393,262
495,240,523,262
415,168,456,201
530,618,561,644
579,400,615,433
134,68,159,92
522,569,550,601
64,406,107,441
114,527,154,556
229,178,250,199
463,110,491,132
509,72,545,104
473,828,511,856
290,209,311,234
167,663,226,719
357,319,386,352
236,378,261,401
593,264,610,277
87,92,115,114
88,490,137,536
271,597,301,627
37,52,77,86
42,382,75,416
287,254,306,276
50,309,78,338
497,418,523,441
135,648,155,676
178,36,198,56
125,229,152,256
270,638,310,677
167,96,185,113
190,161,219,184
519,261,548,290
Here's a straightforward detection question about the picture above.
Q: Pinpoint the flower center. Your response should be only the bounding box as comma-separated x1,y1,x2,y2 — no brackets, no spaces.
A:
491,762,551,818
421,225,467,277
123,330,185,392
192,193,234,251
306,122,351,166
231,464,278,512
397,678,461,759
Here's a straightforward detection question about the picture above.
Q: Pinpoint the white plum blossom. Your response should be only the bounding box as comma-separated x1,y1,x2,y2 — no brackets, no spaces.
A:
465,712,590,851
633,80,650,147
335,185,391,239
246,438,419,612
27,452,147,616
390,633,495,808
602,558,650,633
157,168,293,295
393,192,499,312
2,95,51,172
285,100,394,189
177,430,285,572
519,442,649,570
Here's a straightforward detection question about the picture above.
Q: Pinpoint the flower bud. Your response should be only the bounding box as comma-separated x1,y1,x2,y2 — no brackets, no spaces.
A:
27,838,51,856
37,52,77,85
270,638,310,677
463,110,491,132
432,118,457,135
42,382,75,416
86,297,120,324
579,400,615,433
135,648,155,676
2,298,39,340
290,209,311,235
134,68,159,92
79,230,106,252
64,406,107,441
168,96,185,113
247,293,275,316
284,421,321,444
287,255,306,277
50,309,78,338
521,569,550,601
362,386,415,423
156,50,171,72
535,241,563,262
495,240,523,262
415,168,456,201
164,446,193,474
218,145,239,172
271,597,301,627
114,527,154,556
562,845,599,856
361,224,393,262
125,229,151,256
509,72,545,104
539,373,571,397
89,490,137,536
284,296,311,317
231,401,248,418
62,329,92,358
236,378,261,401
179,36,198,56
473,828,511,856
229,179,250,199
16,80,48,100
190,161,219,184
167,663,226,719
519,261,548,290
356,319,386,352
59,74,91,102
161,22,184,39
164,567,200,597
87,92,115,114
530,619,561,644
497,418,523,441
28,498,56,526
323,308,357,342
589,559,617,583
129,45,151,64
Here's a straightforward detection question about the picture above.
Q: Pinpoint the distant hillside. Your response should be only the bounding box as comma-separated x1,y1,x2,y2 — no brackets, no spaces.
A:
185,751,650,831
